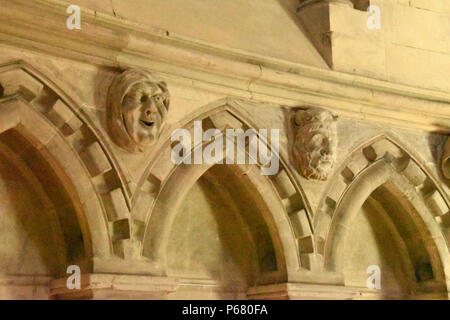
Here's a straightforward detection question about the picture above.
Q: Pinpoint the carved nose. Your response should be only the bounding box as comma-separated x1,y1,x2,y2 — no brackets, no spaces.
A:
143,103,157,118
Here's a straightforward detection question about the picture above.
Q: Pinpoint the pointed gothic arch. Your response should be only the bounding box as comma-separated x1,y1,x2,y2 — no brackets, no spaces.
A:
314,135,450,296
0,61,133,265
131,99,316,283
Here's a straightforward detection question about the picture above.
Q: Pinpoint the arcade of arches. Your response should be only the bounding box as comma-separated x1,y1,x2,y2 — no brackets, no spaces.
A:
0,0,449,299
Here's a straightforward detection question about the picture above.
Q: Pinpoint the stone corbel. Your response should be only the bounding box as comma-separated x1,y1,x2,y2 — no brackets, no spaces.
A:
296,0,374,70
296,0,352,68
107,69,170,153
293,107,338,181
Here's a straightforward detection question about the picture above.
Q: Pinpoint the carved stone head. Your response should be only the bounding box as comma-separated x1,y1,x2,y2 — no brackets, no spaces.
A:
441,137,450,179
107,69,169,152
293,108,337,180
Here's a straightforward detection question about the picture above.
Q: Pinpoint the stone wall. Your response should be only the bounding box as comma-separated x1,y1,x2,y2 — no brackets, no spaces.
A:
0,0,448,299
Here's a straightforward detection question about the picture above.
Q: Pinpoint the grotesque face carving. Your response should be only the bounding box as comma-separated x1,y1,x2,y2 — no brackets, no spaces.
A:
107,69,169,152
122,82,168,147
293,108,337,180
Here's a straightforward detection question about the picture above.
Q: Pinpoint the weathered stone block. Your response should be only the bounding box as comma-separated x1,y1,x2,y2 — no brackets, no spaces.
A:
80,142,112,177
289,209,312,238
425,190,449,217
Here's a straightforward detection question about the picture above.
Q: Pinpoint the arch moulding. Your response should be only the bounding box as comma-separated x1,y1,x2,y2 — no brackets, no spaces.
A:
131,99,317,280
0,61,134,265
314,136,450,290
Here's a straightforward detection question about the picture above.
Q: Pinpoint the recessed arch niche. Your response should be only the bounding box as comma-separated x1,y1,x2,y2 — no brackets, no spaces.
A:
165,163,281,287
315,137,450,299
0,61,135,282
133,99,315,288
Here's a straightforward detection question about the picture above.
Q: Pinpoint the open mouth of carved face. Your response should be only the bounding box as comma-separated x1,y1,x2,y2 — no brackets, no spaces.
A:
140,119,155,127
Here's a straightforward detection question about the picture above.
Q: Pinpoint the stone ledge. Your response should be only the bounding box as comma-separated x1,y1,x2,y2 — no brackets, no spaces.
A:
49,274,247,299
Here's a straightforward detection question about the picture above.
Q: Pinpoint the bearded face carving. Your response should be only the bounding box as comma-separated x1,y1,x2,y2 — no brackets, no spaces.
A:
107,69,169,152
293,108,337,180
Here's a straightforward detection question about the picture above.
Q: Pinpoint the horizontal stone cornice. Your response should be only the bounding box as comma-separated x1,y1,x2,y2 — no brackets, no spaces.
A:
0,0,449,132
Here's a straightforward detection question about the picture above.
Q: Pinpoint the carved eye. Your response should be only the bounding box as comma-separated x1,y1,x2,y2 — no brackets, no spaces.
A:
154,94,163,103
140,94,149,103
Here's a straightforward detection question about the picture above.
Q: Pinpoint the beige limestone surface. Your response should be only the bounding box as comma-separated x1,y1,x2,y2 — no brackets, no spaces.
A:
0,0,448,300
